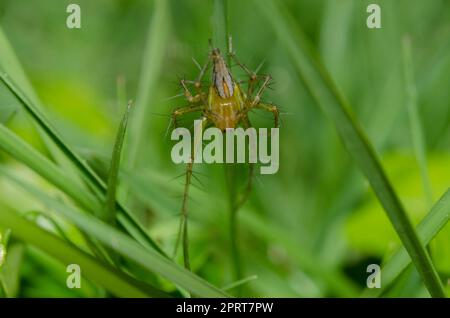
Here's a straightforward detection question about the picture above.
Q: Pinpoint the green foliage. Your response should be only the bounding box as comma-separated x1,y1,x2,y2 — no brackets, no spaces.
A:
0,0,448,298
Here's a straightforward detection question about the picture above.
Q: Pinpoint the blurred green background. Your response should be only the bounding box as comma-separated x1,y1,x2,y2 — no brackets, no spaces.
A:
0,0,449,297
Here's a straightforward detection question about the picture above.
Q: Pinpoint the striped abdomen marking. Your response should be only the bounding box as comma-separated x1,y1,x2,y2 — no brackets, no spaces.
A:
212,49,234,99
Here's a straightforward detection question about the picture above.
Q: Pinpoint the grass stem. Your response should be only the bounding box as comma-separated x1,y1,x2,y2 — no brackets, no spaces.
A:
213,0,247,294
256,0,446,298
402,36,433,207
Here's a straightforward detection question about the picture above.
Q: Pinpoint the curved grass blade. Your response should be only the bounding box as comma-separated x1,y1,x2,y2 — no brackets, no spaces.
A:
0,124,102,213
0,71,164,256
120,166,360,297
0,101,163,255
2,173,229,298
402,36,433,206
0,205,168,298
255,0,446,297
128,0,170,168
222,275,257,291
0,106,17,125
23,211,74,245
363,188,450,297
0,27,35,112
0,242,24,297
105,101,132,224
240,212,360,297
212,0,230,53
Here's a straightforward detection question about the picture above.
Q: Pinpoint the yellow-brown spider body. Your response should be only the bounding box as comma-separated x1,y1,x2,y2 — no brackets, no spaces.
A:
207,48,245,130
208,83,245,130
172,40,279,131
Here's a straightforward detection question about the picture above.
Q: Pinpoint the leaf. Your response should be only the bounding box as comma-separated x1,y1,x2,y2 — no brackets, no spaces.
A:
222,275,258,291
2,172,229,298
0,54,165,256
116,163,360,297
0,105,16,125
255,0,446,297
0,124,102,213
104,102,132,223
0,205,168,298
363,188,450,297
0,242,24,297
0,121,164,255
402,36,433,205
0,27,38,112
128,0,170,168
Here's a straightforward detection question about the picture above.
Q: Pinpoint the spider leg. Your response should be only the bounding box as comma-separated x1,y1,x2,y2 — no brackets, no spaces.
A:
175,116,209,269
180,79,205,104
234,115,255,211
181,55,211,105
171,105,205,128
227,36,271,98
228,41,258,97
196,57,211,83
253,102,279,128
250,75,272,107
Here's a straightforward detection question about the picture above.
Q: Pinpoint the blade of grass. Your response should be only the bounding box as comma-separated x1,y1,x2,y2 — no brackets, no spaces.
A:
213,0,244,293
119,164,360,297
0,106,16,125
2,172,229,298
240,211,360,297
0,124,165,260
212,0,229,53
402,35,433,206
255,0,446,297
222,275,258,291
0,205,168,298
0,25,92,180
105,101,132,224
23,211,74,245
0,75,165,254
0,242,24,297
0,27,164,253
363,188,450,297
128,0,170,169
0,25,165,255
0,124,102,213
0,28,38,108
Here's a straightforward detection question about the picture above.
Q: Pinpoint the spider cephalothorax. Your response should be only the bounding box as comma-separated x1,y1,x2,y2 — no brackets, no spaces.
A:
172,38,279,132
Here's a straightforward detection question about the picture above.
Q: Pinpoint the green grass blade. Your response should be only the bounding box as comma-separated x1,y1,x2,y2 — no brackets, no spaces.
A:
363,188,450,297
212,0,229,52
119,165,360,297
0,54,164,254
240,212,359,297
402,36,433,206
0,77,164,254
0,242,24,297
0,205,168,298
3,173,229,298
0,124,102,213
0,25,103,220
0,124,164,255
0,106,16,125
222,275,258,291
0,71,105,194
255,0,446,297
105,102,132,223
23,211,74,245
213,0,243,291
0,28,39,107
128,0,170,168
